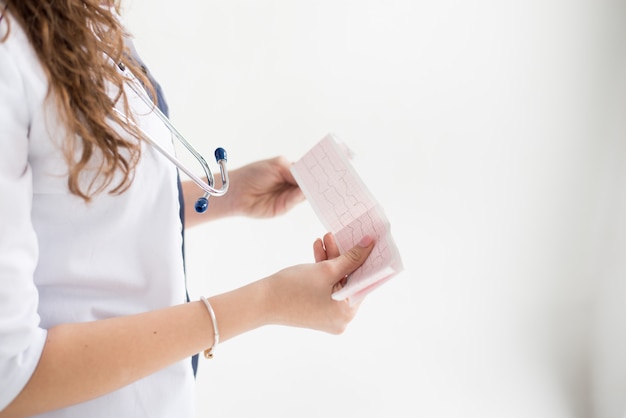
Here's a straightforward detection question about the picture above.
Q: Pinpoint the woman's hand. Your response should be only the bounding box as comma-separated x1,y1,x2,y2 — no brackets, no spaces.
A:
313,232,351,295
227,156,305,218
260,235,374,334
313,232,341,262
183,156,305,227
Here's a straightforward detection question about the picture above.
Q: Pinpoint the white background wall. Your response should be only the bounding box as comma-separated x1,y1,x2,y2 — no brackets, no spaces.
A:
122,1,626,417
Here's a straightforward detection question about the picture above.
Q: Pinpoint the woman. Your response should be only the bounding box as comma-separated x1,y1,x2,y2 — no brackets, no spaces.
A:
0,1,374,417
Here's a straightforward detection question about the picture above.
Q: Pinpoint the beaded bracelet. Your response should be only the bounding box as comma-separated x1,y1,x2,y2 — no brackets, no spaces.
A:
200,296,220,359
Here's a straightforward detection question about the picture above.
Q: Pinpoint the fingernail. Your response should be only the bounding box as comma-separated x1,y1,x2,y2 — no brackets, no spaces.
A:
358,235,374,247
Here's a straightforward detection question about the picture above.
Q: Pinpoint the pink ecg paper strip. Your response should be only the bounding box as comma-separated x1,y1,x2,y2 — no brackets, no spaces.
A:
291,134,403,304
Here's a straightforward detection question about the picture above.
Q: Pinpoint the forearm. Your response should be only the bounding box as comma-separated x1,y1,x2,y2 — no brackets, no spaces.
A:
1,281,267,418
182,178,235,227
1,232,374,417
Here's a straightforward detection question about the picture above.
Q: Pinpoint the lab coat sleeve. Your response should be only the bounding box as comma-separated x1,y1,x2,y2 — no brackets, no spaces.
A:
0,40,48,410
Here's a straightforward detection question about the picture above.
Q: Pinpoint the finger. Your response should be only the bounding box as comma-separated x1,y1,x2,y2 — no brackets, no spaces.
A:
328,235,375,283
313,238,327,262
322,232,340,259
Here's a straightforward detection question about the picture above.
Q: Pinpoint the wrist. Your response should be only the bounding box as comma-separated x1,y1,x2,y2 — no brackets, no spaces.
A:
206,279,271,343
210,169,241,218
254,275,280,327
256,270,299,328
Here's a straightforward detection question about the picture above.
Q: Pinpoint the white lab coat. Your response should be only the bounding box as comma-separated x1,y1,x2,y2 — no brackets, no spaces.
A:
0,14,195,418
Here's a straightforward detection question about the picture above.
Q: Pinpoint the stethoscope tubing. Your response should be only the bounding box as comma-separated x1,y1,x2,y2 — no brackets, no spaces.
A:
114,64,229,200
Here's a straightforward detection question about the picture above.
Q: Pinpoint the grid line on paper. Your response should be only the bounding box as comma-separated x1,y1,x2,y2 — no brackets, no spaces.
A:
291,134,403,301
297,137,376,237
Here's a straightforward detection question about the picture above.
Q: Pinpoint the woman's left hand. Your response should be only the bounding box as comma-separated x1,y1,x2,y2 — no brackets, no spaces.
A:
224,156,305,218
183,156,305,226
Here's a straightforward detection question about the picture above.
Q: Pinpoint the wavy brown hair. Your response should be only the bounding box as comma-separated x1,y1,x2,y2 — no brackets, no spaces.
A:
1,0,154,201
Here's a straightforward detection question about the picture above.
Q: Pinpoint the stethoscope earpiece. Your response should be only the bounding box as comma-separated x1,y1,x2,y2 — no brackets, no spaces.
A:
215,147,227,162
195,195,209,213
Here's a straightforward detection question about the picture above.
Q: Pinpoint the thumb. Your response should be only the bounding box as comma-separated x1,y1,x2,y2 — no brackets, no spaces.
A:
330,235,375,281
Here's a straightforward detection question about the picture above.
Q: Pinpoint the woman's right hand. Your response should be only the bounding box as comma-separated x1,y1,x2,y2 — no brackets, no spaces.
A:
260,235,375,334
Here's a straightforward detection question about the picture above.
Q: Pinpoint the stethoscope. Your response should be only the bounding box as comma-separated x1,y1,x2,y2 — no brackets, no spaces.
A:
113,62,229,214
